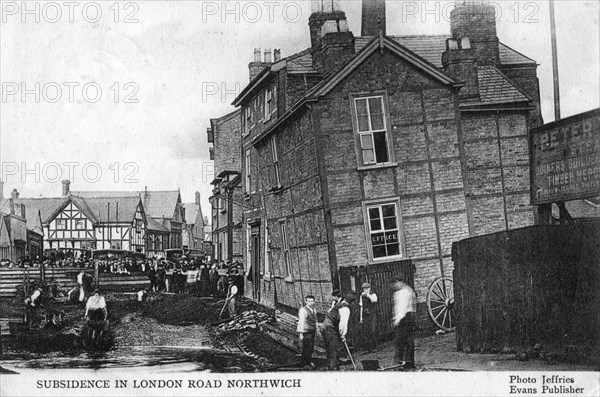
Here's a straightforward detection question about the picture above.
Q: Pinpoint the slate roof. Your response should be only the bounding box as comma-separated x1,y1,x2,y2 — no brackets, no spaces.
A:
183,203,199,225
10,197,67,226
285,35,535,74
82,196,142,223
146,216,169,232
74,190,181,220
471,66,531,105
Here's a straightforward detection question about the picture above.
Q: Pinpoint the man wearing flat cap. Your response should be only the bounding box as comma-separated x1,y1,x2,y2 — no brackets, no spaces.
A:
359,282,379,352
321,292,356,370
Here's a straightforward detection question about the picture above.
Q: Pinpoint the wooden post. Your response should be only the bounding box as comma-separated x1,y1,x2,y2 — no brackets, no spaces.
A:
94,260,100,290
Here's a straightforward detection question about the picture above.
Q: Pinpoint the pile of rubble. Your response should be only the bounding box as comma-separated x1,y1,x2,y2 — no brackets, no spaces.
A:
216,310,271,334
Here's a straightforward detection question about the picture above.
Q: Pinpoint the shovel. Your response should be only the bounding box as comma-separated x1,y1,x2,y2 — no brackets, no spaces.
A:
343,341,357,371
218,297,231,318
360,359,407,371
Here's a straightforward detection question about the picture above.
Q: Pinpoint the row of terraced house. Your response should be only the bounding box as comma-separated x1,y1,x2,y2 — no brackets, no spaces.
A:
207,0,598,334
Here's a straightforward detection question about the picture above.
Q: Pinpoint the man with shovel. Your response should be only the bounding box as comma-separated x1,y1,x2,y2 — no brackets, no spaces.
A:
320,292,356,370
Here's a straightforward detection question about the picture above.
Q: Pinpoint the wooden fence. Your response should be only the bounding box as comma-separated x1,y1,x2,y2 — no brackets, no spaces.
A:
0,267,149,298
452,221,600,353
339,259,415,347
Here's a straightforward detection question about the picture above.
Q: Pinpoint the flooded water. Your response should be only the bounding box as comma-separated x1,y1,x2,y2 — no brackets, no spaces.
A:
1,345,263,373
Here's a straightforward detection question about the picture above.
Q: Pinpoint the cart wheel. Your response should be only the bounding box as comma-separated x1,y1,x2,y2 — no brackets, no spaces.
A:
426,276,455,331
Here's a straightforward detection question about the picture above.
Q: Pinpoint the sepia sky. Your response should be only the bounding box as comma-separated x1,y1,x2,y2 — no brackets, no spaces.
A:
0,0,598,219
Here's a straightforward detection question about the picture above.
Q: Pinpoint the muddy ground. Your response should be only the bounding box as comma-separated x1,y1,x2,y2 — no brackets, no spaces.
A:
1,293,297,371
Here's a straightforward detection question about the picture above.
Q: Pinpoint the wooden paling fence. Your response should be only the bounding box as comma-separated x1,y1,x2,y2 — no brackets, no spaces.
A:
452,221,600,353
339,259,415,347
0,267,150,298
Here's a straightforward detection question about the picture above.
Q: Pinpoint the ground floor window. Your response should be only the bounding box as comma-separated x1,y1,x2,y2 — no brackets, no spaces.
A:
364,200,403,261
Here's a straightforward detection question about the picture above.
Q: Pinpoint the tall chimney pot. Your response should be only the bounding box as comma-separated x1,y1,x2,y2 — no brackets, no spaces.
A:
273,49,281,62
62,180,70,196
253,48,261,62
11,189,19,199
264,49,272,63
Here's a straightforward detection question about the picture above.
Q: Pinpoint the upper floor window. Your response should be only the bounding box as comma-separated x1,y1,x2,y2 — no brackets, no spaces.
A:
364,201,403,261
265,85,275,121
352,94,393,167
271,137,281,188
56,219,67,230
279,220,291,279
243,106,251,136
75,219,86,230
245,149,252,193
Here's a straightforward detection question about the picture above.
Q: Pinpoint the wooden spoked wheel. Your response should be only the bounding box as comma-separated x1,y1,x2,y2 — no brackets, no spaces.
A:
426,276,455,331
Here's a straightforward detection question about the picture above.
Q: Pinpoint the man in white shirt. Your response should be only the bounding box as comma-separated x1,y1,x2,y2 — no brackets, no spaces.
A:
392,277,417,369
297,295,318,367
85,290,108,326
320,292,356,370
226,276,238,317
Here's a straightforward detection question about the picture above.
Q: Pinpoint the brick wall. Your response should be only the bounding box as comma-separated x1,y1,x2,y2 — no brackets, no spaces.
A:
460,111,534,236
212,110,241,177
315,49,469,309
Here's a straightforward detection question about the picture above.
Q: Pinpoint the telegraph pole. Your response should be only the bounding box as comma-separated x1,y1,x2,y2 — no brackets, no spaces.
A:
549,0,561,121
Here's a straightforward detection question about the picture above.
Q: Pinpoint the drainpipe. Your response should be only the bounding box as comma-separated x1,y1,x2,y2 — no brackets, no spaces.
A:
227,187,234,262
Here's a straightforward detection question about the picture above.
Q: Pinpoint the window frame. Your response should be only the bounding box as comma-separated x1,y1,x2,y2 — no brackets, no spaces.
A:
74,219,86,230
243,106,251,136
56,218,67,230
264,86,273,121
362,198,406,263
279,219,292,281
349,91,396,170
263,224,271,279
244,149,253,194
271,136,281,188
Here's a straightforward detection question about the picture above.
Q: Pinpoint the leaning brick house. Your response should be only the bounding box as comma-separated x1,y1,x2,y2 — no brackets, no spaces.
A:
227,0,543,337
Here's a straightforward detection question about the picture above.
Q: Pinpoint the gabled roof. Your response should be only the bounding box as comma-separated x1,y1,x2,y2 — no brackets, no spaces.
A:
463,66,531,107
44,196,98,225
309,35,459,99
145,215,169,233
83,196,143,224
13,197,70,225
74,190,181,220
183,203,199,225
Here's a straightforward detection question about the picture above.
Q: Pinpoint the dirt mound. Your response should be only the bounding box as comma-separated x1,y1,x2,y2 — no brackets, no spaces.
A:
141,294,223,325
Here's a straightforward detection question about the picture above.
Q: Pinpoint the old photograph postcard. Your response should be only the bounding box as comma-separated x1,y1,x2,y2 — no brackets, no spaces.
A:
0,0,598,396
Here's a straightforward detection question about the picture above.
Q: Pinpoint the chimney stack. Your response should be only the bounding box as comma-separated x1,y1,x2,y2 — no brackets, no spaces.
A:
62,180,70,196
442,37,479,100
309,3,354,75
361,0,386,37
273,49,281,62
248,48,273,82
11,189,19,199
450,0,499,66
